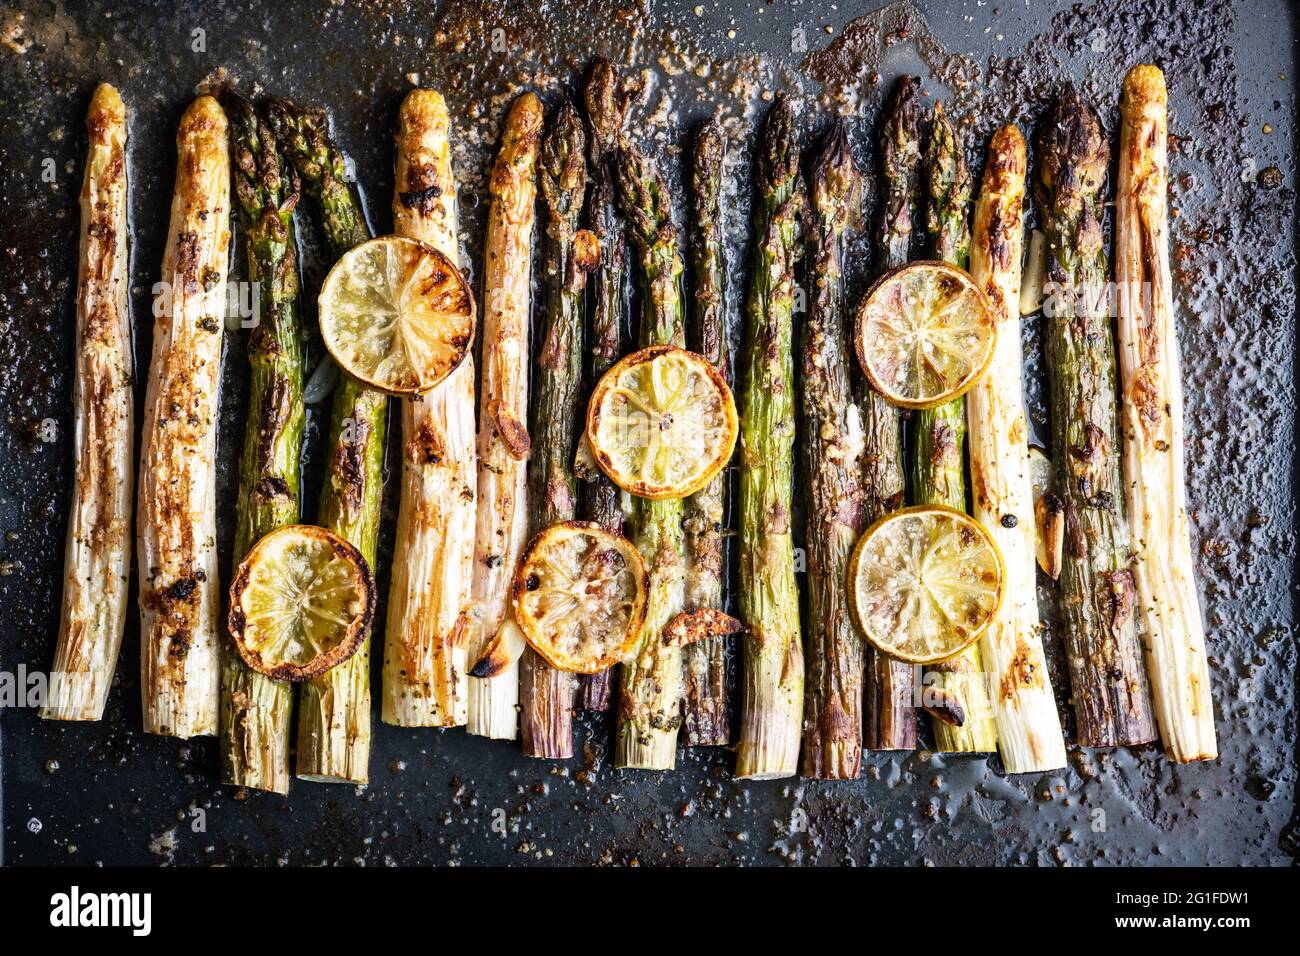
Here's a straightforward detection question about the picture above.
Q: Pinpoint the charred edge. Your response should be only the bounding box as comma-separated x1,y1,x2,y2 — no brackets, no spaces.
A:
756,95,800,201
923,688,967,727
490,399,531,459
983,201,1015,274
1034,86,1109,209
582,56,630,162
983,125,1027,196
174,231,202,293
495,94,545,185
877,76,922,269
664,607,744,647
332,419,369,513
811,117,859,231
469,645,511,679
399,182,442,214
409,413,447,466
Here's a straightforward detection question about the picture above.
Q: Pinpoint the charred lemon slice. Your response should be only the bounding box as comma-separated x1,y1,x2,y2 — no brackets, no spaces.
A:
511,521,648,674
318,235,474,396
228,524,375,681
855,261,997,408
586,345,737,500
848,505,1005,665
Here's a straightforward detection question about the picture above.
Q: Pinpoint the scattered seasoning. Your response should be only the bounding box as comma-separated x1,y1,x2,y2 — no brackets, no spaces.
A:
1258,166,1283,189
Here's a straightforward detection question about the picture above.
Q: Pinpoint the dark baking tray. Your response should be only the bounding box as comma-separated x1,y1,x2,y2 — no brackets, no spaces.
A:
0,0,1295,866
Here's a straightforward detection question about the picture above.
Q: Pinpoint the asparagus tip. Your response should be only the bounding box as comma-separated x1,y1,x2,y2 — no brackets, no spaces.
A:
583,56,630,161
224,89,299,222
983,124,1027,195
811,117,861,228
695,116,725,169
1034,86,1108,202
756,95,801,201
614,139,673,254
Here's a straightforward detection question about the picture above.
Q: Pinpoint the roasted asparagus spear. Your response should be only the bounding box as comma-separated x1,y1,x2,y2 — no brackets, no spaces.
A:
1035,88,1155,748
138,95,230,740
1115,65,1216,762
915,102,997,754
267,97,386,783
682,117,732,747
43,84,133,722
735,97,804,780
218,91,305,794
576,57,631,712
613,140,688,769
799,119,867,779
966,124,1068,773
466,92,543,740
382,88,477,730
863,77,917,751
521,100,590,758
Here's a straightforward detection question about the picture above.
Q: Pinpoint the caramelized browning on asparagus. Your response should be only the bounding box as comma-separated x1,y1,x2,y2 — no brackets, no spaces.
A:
735,97,804,780
467,92,544,740
1115,65,1216,762
915,102,997,755
1036,88,1155,748
864,77,917,752
683,117,732,747
521,100,590,758
138,95,230,741
218,91,304,794
613,139,688,769
800,120,866,779
382,88,477,731
966,125,1068,772
268,96,385,785
44,84,133,723
576,57,632,712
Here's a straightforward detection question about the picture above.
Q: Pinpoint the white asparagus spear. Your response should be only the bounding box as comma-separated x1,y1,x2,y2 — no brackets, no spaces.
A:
42,84,133,722
966,125,1068,773
382,88,477,728
465,92,543,739
1116,65,1217,763
137,95,230,738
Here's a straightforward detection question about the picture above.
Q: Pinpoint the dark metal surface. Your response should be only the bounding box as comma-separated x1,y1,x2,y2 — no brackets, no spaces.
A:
0,0,1295,866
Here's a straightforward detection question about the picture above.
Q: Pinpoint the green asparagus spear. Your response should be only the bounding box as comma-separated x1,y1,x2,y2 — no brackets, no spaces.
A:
521,100,590,759
682,117,731,747
265,100,369,257
613,140,687,770
576,57,631,712
218,91,305,795
863,77,918,751
800,119,867,779
267,98,388,782
915,101,997,754
736,97,804,779
1035,88,1155,748
924,102,972,268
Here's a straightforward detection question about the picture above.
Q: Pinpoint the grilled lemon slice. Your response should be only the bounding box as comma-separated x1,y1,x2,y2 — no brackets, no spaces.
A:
855,261,996,408
318,235,474,396
848,505,1005,665
228,524,375,681
586,345,737,500
511,521,647,674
